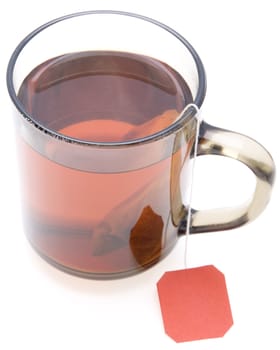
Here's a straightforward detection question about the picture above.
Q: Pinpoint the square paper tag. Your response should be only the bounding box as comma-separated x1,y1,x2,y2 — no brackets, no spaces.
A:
157,265,233,343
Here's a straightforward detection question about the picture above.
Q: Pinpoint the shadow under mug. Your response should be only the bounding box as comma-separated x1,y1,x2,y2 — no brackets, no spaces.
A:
7,11,275,279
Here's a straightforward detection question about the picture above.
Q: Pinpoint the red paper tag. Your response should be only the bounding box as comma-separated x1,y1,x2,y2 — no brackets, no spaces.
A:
157,265,233,343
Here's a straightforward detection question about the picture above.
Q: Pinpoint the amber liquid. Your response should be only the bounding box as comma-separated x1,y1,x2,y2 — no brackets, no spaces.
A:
17,51,193,278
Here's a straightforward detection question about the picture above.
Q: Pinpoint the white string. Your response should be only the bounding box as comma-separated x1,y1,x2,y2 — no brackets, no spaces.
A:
183,104,202,268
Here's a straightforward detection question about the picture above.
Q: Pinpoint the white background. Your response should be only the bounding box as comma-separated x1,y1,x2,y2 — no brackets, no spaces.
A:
1,1,279,349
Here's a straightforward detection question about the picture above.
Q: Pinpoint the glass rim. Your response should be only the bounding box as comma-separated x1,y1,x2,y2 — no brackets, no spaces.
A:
6,10,207,147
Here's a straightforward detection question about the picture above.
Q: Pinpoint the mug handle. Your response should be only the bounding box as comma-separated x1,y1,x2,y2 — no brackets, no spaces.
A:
185,121,275,234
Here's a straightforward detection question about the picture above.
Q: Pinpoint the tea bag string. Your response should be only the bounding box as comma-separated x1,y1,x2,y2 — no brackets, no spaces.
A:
182,103,202,268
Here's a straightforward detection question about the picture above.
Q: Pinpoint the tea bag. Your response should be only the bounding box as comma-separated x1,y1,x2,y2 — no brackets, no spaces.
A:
90,107,194,258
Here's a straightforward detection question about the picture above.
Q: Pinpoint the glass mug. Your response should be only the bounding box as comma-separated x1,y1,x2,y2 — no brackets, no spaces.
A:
7,11,275,279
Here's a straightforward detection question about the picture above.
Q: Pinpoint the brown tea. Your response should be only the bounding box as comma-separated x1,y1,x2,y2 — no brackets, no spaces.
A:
17,51,193,277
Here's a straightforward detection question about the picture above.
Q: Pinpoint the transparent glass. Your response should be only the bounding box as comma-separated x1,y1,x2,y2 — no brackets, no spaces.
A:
7,11,275,279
